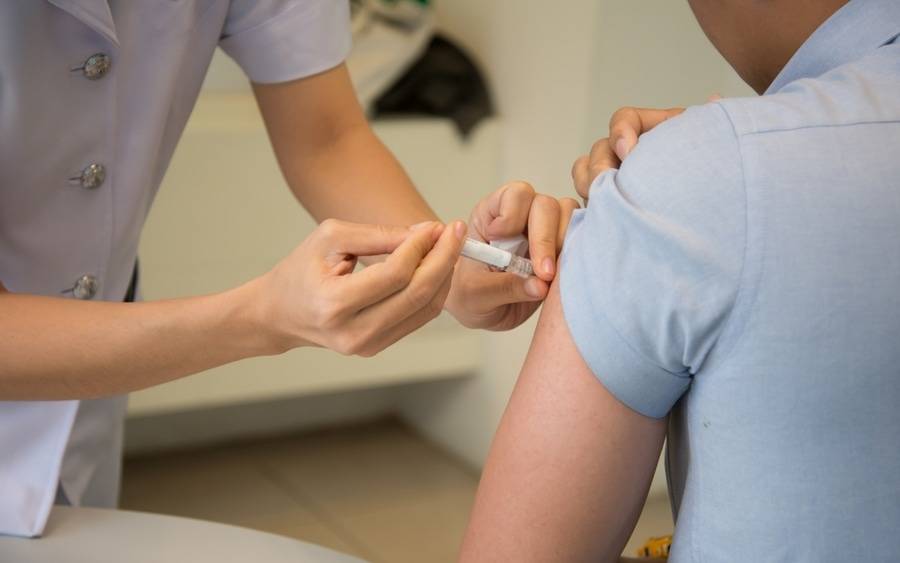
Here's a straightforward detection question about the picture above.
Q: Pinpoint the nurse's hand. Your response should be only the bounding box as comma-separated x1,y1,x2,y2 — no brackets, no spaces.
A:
571,105,685,201
258,218,466,356
445,182,580,331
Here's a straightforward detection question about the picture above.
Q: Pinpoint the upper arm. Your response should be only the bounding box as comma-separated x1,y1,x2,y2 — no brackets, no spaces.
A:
460,281,666,563
217,0,362,170
252,63,368,160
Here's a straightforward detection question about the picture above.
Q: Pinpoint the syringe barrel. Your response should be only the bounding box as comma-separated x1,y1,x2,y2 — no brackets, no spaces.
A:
505,255,534,278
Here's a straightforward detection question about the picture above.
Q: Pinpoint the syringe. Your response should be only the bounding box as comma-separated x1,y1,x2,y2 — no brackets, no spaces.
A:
460,238,534,278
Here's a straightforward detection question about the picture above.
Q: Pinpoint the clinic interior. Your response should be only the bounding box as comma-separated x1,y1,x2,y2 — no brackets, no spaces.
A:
16,1,759,562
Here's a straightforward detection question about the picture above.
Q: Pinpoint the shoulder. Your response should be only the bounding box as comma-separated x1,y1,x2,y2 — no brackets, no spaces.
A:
719,46,900,137
563,103,748,390
625,101,740,172
610,102,745,224
220,0,351,84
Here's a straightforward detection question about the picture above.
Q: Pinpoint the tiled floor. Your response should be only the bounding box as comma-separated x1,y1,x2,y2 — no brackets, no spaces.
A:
121,418,673,562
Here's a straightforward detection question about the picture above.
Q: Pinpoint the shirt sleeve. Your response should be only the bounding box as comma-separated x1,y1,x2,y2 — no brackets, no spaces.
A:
219,0,352,84
559,103,746,418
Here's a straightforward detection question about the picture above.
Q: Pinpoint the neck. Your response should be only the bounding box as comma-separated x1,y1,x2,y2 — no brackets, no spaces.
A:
748,0,849,93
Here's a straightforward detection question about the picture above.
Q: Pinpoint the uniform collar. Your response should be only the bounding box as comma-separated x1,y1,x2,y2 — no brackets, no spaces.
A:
47,0,118,46
766,0,900,94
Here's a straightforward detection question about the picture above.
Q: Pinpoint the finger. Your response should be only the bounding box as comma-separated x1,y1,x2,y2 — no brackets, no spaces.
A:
571,155,593,201
608,106,684,160
474,181,535,240
460,267,549,315
526,195,561,281
355,220,466,327
557,197,581,252
314,218,415,257
707,93,722,102
338,222,443,309
586,137,620,186
355,272,454,357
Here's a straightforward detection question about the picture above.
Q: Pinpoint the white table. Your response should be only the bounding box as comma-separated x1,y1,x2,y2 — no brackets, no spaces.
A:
0,507,366,563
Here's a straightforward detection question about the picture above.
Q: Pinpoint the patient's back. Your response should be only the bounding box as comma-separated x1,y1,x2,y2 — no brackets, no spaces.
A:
560,8,900,559
667,41,900,563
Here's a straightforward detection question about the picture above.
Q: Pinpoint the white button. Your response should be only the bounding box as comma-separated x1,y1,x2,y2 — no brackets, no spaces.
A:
73,275,99,300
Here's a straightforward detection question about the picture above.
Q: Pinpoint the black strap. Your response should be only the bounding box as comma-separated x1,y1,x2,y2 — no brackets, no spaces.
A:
124,261,138,303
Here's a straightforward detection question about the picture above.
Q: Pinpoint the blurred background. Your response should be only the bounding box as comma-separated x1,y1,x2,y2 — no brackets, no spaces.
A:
122,1,753,561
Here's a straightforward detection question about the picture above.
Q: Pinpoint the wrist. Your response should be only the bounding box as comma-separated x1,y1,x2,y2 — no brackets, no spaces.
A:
221,277,297,357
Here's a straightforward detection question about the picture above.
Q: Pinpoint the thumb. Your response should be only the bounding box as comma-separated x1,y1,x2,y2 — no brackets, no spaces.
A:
466,270,549,313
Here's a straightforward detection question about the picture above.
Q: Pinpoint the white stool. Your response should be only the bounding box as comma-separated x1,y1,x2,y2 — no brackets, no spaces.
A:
0,507,366,563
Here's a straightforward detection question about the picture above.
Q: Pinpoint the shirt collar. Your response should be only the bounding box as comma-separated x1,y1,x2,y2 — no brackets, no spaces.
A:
766,0,900,94
47,0,118,46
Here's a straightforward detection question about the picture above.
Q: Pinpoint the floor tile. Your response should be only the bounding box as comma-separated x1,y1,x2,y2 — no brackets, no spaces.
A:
239,511,371,561
255,421,479,520
120,444,317,529
337,487,477,563
121,419,481,563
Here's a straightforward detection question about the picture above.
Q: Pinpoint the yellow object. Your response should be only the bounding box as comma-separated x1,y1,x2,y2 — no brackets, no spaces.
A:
636,535,672,558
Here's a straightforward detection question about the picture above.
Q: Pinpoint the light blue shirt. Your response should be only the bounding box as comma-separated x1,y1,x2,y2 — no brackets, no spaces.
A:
560,1,900,560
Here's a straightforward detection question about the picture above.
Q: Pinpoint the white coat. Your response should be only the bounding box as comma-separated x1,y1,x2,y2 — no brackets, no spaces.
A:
0,0,350,537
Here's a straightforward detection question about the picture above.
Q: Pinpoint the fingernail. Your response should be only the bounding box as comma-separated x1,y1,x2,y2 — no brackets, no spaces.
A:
525,278,543,299
454,221,466,240
615,137,630,159
542,257,555,278
409,221,434,231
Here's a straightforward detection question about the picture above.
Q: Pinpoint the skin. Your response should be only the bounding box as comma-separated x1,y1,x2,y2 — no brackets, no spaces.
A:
464,1,849,561
687,0,849,95
0,63,576,400
459,283,666,563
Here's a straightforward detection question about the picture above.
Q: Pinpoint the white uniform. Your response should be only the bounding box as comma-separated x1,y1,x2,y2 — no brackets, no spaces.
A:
0,0,350,537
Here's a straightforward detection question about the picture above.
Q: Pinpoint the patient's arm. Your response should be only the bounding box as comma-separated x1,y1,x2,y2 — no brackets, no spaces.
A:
459,281,667,563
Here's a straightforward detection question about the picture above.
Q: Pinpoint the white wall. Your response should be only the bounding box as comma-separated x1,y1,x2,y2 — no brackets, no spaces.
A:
583,1,754,144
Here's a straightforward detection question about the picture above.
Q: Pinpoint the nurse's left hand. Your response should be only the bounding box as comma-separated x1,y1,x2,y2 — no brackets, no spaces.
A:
445,181,580,331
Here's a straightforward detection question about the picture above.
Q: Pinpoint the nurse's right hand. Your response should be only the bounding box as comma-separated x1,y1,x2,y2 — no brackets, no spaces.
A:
256,218,466,357
0,218,464,401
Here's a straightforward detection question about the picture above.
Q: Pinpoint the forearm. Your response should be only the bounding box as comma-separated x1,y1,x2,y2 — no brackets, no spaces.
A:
288,123,437,226
0,279,278,400
253,64,438,229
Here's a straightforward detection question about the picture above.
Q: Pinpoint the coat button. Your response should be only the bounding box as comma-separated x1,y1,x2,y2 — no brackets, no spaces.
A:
76,163,106,190
81,53,111,80
73,275,99,300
